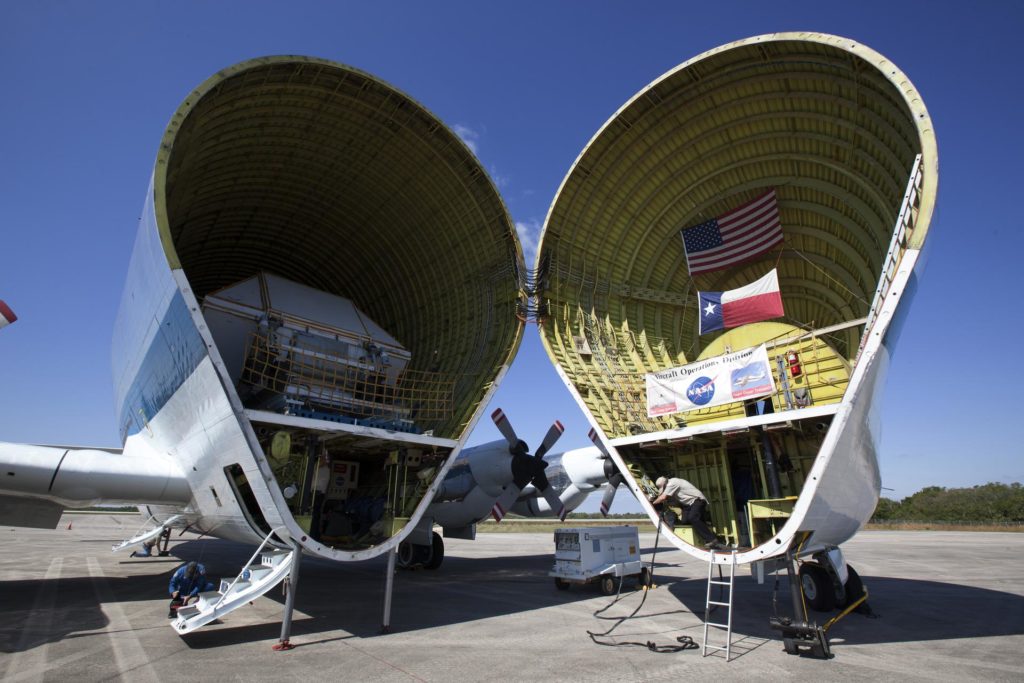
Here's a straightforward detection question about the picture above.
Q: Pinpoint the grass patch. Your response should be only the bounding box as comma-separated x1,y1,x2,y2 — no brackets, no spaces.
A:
478,520,650,533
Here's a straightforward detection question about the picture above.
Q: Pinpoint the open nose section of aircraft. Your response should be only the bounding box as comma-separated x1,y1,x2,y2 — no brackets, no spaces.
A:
147,56,526,560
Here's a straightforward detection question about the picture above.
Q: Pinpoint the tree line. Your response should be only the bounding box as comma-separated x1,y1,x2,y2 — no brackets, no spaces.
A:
568,482,1024,524
872,482,1024,523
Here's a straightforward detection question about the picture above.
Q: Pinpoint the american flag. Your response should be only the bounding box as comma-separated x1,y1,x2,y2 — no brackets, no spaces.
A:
681,189,783,275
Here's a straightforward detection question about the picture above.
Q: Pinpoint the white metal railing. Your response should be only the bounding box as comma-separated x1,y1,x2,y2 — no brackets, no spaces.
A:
212,526,286,610
111,514,183,552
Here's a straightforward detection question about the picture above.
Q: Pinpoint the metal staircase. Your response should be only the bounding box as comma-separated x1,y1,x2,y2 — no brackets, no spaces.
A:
172,529,294,635
702,550,737,661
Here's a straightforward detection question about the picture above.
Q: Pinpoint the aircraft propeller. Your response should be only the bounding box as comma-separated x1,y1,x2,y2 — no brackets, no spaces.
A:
588,428,625,517
490,408,566,522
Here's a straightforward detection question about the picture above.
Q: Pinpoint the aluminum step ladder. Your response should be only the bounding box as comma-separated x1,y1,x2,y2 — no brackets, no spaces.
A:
111,514,183,553
172,528,293,635
702,549,737,660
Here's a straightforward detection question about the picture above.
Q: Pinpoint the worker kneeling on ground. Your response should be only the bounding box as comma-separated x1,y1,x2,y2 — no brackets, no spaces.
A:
649,476,723,550
168,560,216,618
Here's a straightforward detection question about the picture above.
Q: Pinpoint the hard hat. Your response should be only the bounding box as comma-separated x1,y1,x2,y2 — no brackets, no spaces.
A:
655,476,667,490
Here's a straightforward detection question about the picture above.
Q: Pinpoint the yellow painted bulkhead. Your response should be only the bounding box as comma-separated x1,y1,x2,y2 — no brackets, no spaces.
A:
537,34,937,549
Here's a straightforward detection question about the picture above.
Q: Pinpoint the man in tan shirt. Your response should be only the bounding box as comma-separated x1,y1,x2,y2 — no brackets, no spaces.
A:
650,476,722,549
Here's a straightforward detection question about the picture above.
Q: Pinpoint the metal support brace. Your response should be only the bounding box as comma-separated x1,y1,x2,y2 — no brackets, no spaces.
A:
381,547,397,634
273,538,302,651
769,544,832,659
158,527,172,556
786,548,807,622
760,426,784,499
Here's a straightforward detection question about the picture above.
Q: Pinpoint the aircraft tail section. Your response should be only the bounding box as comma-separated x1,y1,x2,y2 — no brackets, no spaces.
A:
0,442,191,526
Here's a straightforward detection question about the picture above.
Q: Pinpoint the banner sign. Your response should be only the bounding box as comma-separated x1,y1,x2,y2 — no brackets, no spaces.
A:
645,344,775,417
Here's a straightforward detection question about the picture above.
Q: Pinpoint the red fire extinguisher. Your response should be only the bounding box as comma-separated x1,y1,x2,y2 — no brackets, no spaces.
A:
787,351,802,378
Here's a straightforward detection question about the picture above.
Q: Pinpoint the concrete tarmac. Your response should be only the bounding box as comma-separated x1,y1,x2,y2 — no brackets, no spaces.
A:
1,514,1022,682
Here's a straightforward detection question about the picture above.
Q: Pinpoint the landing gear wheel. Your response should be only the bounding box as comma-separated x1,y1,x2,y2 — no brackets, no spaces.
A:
423,532,444,570
600,575,617,596
554,577,570,591
839,565,865,609
396,541,416,569
799,562,836,612
638,566,652,589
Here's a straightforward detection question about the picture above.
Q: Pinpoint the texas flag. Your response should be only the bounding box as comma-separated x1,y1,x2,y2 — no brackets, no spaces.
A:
0,300,16,329
698,269,784,335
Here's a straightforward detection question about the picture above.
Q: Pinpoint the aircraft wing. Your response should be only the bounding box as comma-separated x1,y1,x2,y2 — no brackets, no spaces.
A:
0,442,192,528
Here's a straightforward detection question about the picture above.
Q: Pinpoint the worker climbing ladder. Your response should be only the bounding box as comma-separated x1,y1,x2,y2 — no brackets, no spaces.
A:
702,550,737,661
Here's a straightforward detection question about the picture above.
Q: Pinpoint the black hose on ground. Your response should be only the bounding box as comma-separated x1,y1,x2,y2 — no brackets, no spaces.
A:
586,516,698,653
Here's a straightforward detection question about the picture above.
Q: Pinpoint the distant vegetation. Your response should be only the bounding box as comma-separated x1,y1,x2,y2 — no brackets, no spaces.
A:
565,511,646,519
872,483,1024,525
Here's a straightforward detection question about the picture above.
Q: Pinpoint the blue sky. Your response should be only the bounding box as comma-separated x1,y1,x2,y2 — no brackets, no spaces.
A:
1,2,1021,512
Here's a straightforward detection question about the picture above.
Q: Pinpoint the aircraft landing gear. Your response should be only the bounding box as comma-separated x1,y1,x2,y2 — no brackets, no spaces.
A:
769,542,833,659
396,531,444,570
381,547,397,634
157,527,172,556
799,562,835,612
274,537,302,652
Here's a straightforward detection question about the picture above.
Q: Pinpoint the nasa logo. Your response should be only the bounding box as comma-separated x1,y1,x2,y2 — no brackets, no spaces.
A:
687,376,715,405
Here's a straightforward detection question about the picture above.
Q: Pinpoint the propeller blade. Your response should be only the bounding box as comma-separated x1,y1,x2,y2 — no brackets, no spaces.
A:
533,471,567,521
490,410,568,521
492,408,528,455
544,486,567,521
533,420,564,460
599,473,625,517
588,427,611,458
490,485,520,523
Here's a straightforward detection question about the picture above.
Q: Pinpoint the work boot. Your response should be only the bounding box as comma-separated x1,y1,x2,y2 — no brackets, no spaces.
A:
704,540,723,550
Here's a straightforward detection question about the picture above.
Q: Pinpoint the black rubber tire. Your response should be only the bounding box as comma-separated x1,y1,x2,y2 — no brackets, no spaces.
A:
600,575,617,595
799,562,836,612
839,565,865,608
423,531,444,570
639,566,652,588
554,577,570,591
396,541,416,569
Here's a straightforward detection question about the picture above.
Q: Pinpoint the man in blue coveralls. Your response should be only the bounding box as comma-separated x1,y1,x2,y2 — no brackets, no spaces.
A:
168,561,216,618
